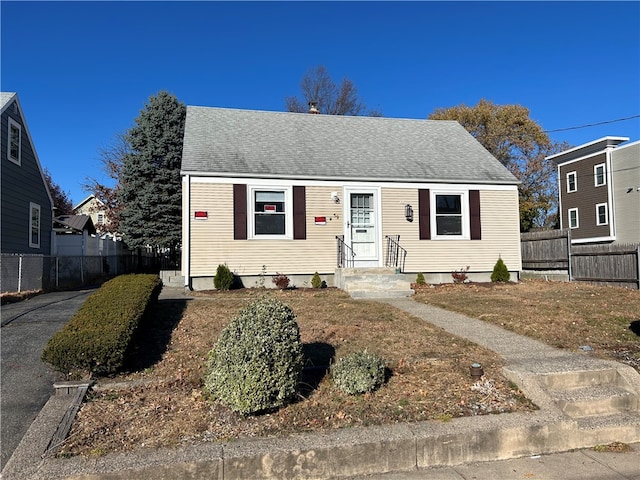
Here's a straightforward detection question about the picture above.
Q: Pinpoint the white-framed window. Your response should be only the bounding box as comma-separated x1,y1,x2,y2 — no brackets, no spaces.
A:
8,117,22,165
97,213,105,224
431,190,468,239
566,171,577,193
568,208,579,229
594,163,606,187
29,202,41,248
249,186,292,238
596,203,608,226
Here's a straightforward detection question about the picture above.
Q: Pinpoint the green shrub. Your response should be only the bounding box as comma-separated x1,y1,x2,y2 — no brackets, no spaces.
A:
415,272,426,285
214,264,234,290
311,272,322,289
331,350,386,395
41,274,162,376
491,257,510,282
204,297,304,415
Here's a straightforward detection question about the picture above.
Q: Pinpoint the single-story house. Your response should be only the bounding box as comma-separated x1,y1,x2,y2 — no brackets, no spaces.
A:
180,106,522,290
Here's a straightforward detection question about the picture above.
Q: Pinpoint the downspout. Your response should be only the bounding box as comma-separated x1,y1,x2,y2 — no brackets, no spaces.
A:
183,174,191,289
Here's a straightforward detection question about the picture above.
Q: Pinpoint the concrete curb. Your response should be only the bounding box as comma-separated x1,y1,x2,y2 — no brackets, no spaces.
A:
3,391,638,480
3,291,639,479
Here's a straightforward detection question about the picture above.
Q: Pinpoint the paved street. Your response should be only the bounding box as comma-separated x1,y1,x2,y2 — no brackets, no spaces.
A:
0,289,94,470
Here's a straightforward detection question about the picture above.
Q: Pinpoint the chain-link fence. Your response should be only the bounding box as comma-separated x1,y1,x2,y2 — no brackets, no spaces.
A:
0,253,162,293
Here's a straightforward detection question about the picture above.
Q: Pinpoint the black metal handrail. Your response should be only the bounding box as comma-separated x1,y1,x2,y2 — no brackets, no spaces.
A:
336,235,356,268
385,235,407,272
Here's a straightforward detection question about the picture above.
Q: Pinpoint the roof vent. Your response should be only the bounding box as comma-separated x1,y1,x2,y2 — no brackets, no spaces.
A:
308,101,319,114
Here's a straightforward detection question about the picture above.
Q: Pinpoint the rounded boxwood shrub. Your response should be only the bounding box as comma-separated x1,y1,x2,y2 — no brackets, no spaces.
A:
204,297,304,415
490,257,510,283
214,263,234,291
331,350,386,395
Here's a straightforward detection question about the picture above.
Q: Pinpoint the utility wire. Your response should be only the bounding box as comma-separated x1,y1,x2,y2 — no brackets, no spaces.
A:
544,115,640,133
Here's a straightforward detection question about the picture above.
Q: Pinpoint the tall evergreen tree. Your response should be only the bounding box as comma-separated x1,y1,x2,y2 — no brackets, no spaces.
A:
118,91,186,256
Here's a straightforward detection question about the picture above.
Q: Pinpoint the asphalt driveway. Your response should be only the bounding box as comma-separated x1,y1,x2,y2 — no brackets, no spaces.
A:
1,289,94,471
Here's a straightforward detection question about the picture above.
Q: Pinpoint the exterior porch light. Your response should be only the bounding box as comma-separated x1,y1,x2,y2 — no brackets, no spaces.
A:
405,204,413,222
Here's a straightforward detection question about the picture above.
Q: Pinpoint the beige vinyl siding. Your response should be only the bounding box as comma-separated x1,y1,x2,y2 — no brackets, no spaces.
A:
189,183,342,276
612,142,640,244
381,188,521,273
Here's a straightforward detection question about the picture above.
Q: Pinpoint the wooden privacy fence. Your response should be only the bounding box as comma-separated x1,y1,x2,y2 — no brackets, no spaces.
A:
521,229,640,289
521,229,571,270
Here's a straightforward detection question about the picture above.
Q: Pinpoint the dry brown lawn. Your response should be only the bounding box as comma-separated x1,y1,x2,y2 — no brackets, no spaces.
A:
59,287,533,457
57,280,640,457
413,280,640,370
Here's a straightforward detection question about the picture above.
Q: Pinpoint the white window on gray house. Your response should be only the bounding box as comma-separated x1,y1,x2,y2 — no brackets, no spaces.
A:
596,203,608,226
97,213,104,224
252,188,288,237
568,208,579,229
594,163,606,187
432,192,467,238
8,117,21,165
29,202,41,248
566,171,577,193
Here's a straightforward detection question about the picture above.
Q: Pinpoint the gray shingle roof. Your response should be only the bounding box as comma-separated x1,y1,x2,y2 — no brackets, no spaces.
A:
1,92,17,112
181,106,519,185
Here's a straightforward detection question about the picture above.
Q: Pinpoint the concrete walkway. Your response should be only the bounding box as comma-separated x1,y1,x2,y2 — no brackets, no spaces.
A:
2,289,639,479
377,297,631,373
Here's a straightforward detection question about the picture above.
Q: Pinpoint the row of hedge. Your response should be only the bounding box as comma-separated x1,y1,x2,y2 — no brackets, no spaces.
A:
41,274,162,376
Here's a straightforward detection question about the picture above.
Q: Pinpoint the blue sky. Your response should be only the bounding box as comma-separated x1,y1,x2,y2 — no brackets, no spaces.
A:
2,1,639,205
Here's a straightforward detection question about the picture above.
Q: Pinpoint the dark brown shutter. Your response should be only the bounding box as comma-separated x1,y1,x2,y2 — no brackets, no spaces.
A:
469,190,481,240
293,186,306,240
233,184,247,240
418,189,431,240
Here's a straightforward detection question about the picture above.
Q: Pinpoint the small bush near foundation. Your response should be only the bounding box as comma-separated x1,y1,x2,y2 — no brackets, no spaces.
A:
491,258,510,283
311,272,322,289
204,297,304,415
415,272,426,285
214,264,234,291
451,266,470,284
331,350,386,395
41,274,162,376
272,273,290,290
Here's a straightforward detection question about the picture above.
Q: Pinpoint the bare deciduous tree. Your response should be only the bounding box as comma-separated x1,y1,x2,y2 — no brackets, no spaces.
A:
285,65,381,116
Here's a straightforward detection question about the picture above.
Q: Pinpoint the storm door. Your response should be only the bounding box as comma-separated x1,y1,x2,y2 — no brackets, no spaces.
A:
345,189,380,267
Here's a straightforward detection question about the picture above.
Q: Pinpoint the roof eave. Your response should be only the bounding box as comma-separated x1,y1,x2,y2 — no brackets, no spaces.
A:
180,170,520,185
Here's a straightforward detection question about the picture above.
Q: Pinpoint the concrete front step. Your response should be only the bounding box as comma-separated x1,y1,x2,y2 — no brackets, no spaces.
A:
551,385,636,418
349,289,416,299
160,270,185,287
576,412,640,431
536,368,640,421
537,368,621,390
337,268,414,298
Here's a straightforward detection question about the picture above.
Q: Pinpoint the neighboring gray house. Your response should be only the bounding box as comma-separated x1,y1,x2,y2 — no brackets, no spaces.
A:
180,106,522,290
549,137,640,245
1,92,53,255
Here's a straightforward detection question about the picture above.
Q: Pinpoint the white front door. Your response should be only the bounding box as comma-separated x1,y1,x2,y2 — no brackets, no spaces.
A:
345,188,381,267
